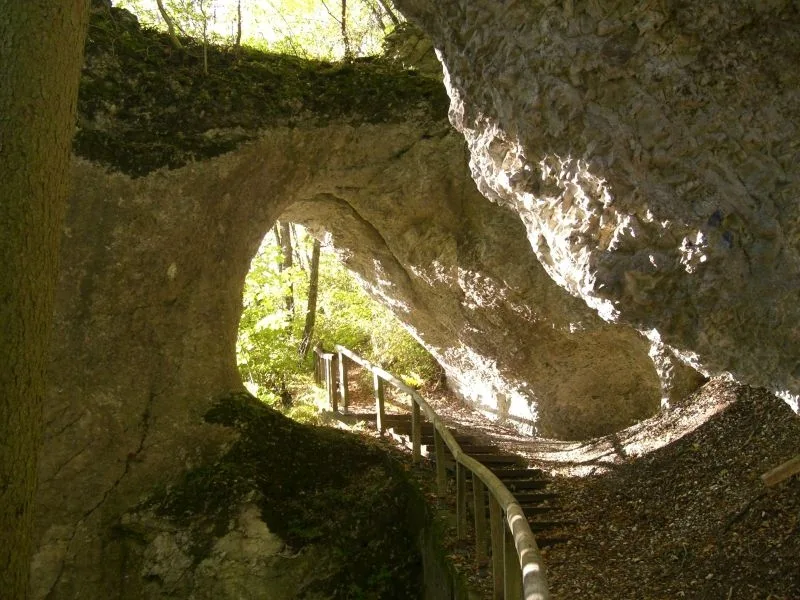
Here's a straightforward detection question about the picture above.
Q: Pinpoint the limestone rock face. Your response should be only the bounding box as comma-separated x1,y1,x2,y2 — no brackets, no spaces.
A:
34,6,700,595
393,0,800,410
39,122,665,597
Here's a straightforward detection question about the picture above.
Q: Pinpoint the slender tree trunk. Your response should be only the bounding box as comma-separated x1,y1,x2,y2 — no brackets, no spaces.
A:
200,1,209,74
156,0,183,49
0,1,89,597
235,0,242,47
291,224,308,272
279,221,294,317
365,0,386,30
299,239,322,359
341,0,352,60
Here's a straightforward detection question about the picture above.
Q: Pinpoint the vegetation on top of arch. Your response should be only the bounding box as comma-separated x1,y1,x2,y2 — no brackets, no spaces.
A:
115,0,402,61
77,1,448,177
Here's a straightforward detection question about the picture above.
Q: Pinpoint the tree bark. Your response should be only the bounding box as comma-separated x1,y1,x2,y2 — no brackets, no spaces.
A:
279,221,294,317
0,1,89,597
291,223,308,271
341,0,352,60
235,0,242,47
156,0,183,49
299,239,322,359
199,0,209,74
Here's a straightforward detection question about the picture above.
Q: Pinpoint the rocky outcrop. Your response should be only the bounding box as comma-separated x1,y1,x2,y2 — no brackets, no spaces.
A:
393,0,800,411
34,4,702,595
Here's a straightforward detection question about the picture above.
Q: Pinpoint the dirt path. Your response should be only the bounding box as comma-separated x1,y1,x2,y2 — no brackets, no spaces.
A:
333,366,799,599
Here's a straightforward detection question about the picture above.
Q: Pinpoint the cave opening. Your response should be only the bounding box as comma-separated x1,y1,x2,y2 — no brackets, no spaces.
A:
236,219,442,422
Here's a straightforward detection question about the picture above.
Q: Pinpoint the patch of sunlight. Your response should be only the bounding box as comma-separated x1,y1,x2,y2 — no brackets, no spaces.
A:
527,379,738,477
244,380,260,397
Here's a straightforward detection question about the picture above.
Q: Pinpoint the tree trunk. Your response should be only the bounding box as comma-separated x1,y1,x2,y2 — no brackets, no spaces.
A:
291,223,308,271
200,1,209,75
341,0,352,60
0,1,89,597
279,221,294,317
235,0,242,47
299,239,322,359
156,0,183,49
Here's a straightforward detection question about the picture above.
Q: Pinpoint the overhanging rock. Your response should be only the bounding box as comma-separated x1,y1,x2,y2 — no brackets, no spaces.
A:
35,4,696,595
394,0,800,411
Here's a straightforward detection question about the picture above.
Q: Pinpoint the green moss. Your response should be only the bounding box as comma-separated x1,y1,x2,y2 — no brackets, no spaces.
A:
76,4,449,177
145,393,422,598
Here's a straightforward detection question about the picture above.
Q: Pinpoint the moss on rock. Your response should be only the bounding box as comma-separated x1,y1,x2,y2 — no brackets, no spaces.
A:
136,392,422,598
77,2,449,176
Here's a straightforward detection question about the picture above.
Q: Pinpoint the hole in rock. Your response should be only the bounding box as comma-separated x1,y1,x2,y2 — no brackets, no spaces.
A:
236,221,442,423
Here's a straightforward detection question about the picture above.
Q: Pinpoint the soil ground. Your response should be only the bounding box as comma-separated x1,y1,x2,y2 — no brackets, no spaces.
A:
332,366,800,599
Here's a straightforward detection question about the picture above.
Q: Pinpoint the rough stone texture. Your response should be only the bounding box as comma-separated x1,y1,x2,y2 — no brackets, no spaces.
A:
393,0,800,411
383,22,442,78
33,4,696,595
128,502,331,600
38,122,667,597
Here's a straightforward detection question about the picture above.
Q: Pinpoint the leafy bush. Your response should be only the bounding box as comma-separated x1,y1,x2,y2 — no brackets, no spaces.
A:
237,225,440,413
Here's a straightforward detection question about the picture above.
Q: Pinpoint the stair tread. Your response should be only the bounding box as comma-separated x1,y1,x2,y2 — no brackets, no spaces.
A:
488,467,547,479
502,480,550,491
513,492,559,502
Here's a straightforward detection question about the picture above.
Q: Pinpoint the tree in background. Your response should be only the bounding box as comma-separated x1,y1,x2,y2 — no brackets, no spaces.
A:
278,221,295,317
238,224,439,409
117,0,402,59
299,237,321,359
0,1,90,597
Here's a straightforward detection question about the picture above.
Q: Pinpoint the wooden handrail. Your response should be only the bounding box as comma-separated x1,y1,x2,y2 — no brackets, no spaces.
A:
331,345,550,600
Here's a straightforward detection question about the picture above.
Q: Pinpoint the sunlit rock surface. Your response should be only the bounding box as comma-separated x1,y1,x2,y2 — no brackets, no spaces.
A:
394,0,800,410
30,3,715,596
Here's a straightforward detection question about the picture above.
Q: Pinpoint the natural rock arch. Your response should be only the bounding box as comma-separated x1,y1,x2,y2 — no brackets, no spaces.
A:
30,3,736,595
43,121,667,597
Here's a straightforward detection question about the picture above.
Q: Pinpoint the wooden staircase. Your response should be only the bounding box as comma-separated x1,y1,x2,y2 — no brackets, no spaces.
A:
376,413,571,549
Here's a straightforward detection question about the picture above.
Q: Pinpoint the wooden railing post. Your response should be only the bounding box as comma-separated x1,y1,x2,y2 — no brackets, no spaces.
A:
331,344,550,599
473,477,488,566
456,463,467,539
434,428,447,497
337,352,348,413
411,397,421,463
328,354,338,412
373,372,385,435
504,525,523,600
489,496,504,600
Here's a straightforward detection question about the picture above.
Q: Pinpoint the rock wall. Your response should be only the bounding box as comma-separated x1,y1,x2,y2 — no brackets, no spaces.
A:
41,119,665,596
393,0,800,411
32,4,711,594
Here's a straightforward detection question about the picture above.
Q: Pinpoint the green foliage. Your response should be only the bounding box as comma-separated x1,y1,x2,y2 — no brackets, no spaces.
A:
79,5,448,177
312,246,439,385
237,230,306,399
116,0,401,59
237,225,440,415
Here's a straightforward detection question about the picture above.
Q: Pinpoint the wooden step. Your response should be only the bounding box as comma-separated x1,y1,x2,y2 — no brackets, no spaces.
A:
513,492,558,504
527,519,575,532
501,479,550,491
380,414,409,424
534,535,569,548
488,467,547,479
518,504,558,514
468,453,527,465
458,445,498,454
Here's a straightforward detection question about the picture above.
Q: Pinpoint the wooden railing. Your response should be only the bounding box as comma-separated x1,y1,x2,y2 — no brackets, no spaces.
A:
313,345,550,600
